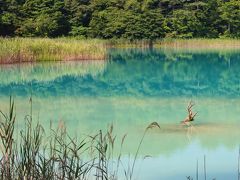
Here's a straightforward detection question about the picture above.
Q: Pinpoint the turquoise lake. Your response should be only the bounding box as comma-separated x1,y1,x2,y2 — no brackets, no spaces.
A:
0,48,240,179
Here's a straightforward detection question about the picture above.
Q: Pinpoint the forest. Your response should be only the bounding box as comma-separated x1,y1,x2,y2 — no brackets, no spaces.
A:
0,0,240,39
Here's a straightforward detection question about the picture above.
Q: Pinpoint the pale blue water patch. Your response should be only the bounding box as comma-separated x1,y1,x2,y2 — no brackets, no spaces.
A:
133,141,238,180
0,49,240,179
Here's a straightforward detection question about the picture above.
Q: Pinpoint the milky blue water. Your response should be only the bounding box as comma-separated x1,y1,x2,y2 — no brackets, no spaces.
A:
0,48,240,179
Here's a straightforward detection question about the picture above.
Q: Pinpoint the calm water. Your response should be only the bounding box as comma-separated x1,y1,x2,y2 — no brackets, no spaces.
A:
0,49,240,179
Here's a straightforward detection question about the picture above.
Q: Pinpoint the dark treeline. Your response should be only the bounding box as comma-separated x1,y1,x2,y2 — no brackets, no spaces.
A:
0,0,240,39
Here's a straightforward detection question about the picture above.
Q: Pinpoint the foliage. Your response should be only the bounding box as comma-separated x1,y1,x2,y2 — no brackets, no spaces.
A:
0,0,240,38
219,0,240,37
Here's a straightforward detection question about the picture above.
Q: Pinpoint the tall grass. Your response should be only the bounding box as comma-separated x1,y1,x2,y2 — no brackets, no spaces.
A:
0,97,160,180
156,38,240,52
0,97,16,179
1,38,240,64
107,38,240,51
0,38,107,63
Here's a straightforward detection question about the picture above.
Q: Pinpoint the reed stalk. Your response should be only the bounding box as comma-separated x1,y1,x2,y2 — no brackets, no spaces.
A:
204,155,206,180
238,145,240,180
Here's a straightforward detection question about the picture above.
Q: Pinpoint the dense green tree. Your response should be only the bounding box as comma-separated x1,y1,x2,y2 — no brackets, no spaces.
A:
0,0,20,36
219,0,240,37
167,9,201,38
89,8,127,38
64,0,91,36
16,0,69,37
200,0,222,38
0,0,240,38
124,10,166,39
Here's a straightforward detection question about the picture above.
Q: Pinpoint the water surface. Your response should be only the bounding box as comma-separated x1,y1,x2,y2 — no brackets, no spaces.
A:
0,49,240,179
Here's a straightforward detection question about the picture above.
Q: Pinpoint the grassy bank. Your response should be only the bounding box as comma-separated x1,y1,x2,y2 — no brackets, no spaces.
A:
1,38,240,63
0,38,107,63
108,38,240,50
155,39,240,53
155,38,240,51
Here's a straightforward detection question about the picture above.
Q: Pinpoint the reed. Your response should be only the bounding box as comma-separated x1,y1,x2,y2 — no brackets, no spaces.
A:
187,156,219,180
156,38,240,52
0,38,107,63
107,38,240,51
0,97,160,180
238,145,240,180
0,96,16,179
129,122,160,180
204,155,207,180
1,38,240,64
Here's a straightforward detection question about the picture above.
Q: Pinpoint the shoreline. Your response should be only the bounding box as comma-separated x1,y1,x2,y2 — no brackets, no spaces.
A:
1,38,240,64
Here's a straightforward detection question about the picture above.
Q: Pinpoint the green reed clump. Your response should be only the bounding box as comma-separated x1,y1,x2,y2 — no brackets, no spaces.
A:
0,97,160,180
0,38,107,63
0,97,16,179
18,118,44,179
